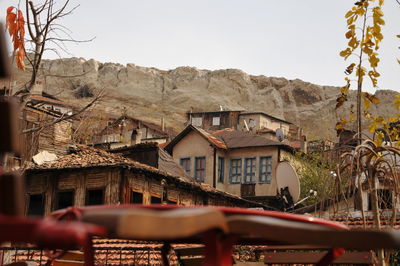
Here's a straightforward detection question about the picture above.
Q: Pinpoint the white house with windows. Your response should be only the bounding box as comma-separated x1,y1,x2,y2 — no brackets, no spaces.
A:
165,125,292,199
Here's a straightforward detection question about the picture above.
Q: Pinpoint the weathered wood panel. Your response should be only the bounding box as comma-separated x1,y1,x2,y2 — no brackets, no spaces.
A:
26,174,47,194
44,174,57,215
150,182,162,197
86,172,106,188
57,174,76,190
168,188,179,202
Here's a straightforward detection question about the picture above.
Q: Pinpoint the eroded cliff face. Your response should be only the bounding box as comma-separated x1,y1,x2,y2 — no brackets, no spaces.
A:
6,57,399,140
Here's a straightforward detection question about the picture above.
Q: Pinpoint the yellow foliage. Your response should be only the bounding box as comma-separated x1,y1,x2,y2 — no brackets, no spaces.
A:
374,131,384,147
345,10,354,18
368,121,377,132
368,53,380,67
339,48,352,58
394,94,400,110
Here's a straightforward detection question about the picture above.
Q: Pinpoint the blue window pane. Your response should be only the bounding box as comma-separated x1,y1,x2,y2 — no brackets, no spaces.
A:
259,156,272,184
230,159,242,184
195,157,206,182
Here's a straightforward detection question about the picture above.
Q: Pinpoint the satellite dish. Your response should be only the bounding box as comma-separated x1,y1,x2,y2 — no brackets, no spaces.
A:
276,161,301,202
276,128,284,142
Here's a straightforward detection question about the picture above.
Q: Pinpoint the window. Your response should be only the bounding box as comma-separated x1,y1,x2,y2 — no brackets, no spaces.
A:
212,117,220,126
218,157,225,183
230,159,242,184
244,158,256,183
56,190,74,210
130,191,143,204
27,194,45,216
151,196,162,204
180,157,191,175
85,189,104,206
191,117,202,127
248,119,256,128
259,156,272,184
368,189,393,210
195,157,206,182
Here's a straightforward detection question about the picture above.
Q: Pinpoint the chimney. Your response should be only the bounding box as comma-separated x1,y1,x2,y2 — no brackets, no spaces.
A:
161,117,165,132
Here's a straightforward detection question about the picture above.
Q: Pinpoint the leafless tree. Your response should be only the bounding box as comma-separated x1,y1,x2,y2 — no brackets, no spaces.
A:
16,0,94,95
5,0,102,136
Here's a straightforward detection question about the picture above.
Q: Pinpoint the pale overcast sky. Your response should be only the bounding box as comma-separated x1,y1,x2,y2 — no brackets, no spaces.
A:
1,0,399,92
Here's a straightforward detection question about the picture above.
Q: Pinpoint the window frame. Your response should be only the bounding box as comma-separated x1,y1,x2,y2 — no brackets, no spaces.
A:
229,158,242,184
244,157,257,184
194,156,206,182
191,117,203,127
27,193,46,216
217,157,225,183
180,157,191,176
85,187,105,206
55,189,75,210
212,116,221,126
259,156,273,184
130,190,143,204
151,195,162,204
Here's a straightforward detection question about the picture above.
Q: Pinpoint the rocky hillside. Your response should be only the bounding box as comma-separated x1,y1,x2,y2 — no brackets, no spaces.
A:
5,57,399,140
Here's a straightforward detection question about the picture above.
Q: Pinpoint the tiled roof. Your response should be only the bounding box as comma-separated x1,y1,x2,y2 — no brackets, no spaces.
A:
104,115,176,137
239,111,292,124
28,95,66,106
256,128,275,134
26,145,266,208
29,145,150,170
165,125,291,153
195,127,227,149
212,128,289,149
331,216,400,229
158,141,169,149
158,147,193,182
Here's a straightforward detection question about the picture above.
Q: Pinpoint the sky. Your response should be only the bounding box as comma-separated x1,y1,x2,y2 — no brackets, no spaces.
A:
1,0,399,93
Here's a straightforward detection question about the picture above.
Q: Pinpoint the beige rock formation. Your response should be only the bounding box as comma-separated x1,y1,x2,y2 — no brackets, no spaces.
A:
3,57,399,140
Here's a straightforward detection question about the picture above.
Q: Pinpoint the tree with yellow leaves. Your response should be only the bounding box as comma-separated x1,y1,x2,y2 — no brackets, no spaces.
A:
335,1,400,265
336,0,384,141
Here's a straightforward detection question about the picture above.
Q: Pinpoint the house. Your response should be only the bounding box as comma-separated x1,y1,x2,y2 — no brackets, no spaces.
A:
21,102,72,163
187,110,243,131
108,142,193,182
93,115,175,150
165,125,292,202
27,81,73,115
238,112,291,138
187,110,306,151
24,146,269,216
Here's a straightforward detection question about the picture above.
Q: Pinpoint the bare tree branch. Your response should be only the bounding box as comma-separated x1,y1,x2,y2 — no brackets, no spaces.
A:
23,91,104,134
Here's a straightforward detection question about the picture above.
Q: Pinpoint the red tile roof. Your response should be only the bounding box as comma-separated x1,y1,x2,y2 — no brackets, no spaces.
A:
166,125,290,152
196,127,227,149
29,95,66,106
26,145,266,208
212,128,288,149
331,216,400,229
